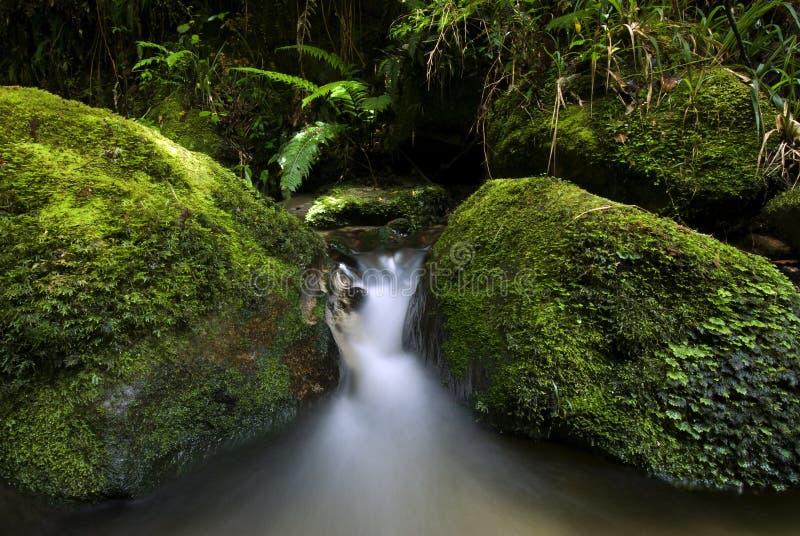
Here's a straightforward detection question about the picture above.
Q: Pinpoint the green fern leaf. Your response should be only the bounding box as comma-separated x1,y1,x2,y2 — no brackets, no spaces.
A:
276,45,355,77
135,40,170,54
301,80,368,111
232,67,319,93
275,121,343,194
362,94,392,113
165,49,193,69
132,56,165,72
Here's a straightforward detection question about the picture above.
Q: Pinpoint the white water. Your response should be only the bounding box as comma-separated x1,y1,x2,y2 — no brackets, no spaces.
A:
11,249,800,535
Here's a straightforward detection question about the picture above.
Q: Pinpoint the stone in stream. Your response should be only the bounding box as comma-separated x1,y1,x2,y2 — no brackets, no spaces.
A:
763,187,800,254
425,176,800,491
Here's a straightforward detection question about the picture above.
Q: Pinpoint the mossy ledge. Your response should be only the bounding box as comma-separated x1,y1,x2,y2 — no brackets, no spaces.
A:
487,69,768,227
304,183,449,230
431,177,800,490
0,87,337,500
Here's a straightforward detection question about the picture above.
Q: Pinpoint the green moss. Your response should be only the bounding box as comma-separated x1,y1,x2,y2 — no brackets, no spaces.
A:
488,69,767,225
763,188,800,252
0,87,333,499
146,97,228,162
304,184,449,230
433,177,800,490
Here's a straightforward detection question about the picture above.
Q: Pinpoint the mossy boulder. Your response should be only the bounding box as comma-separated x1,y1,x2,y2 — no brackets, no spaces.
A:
0,87,337,500
430,177,800,490
488,69,767,226
763,188,800,252
304,183,449,230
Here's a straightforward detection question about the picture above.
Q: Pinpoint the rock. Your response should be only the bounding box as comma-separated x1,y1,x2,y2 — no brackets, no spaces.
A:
429,177,800,490
735,233,794,258
0,87,337,500
304,183,449,230
487,69,768,227
321,224,446,255
763,187,800,253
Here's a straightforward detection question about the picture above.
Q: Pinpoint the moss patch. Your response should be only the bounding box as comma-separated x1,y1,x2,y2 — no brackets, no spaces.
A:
304,183,449,230
0,87,335,500
432,177,800,490
488,69,768,226
145,96,228,162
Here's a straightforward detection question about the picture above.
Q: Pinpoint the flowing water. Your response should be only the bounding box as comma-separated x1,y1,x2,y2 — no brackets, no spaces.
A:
3,248,800,535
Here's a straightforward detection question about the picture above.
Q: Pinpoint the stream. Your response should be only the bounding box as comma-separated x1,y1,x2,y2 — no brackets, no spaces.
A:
3,248,800,535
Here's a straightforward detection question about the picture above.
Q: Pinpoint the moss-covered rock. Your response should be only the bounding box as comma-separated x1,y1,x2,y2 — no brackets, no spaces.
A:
0,87,337,500
763,188,800,252
488,69,768,226
431,177,800,490
304,183,449,229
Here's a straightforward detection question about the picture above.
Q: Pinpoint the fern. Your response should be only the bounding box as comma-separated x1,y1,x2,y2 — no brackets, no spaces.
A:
232,67,319,93
276,44,355,77
135,40,170,55
362,94,392,113
133,42,193,71
273,121,343,194
302,80,367,110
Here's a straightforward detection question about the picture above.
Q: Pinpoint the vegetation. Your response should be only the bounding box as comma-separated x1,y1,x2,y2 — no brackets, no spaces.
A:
234,46,392,196
432,177,800,490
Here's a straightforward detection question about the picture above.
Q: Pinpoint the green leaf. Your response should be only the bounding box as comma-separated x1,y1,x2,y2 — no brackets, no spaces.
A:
231,67,319,93
274,122,343,195
276,45,355,77
362,94,392,113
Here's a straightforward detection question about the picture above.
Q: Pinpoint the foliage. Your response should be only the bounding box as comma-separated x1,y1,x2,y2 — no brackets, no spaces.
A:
759,101,800,188
386,0,546,143
234,46,392,196
133,12,231,119
273,121,344,194
432,177,800,490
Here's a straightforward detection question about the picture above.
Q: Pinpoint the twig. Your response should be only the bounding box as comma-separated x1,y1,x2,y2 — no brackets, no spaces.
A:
572,203,641,220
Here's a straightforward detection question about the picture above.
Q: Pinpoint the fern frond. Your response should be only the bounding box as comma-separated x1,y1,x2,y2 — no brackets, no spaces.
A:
275,121,343,194
165,49,193,69
301,80,368,110
232,67,319,93
132,56,164,72
135,40,170,54
276,45,355,77
362,94,392,113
